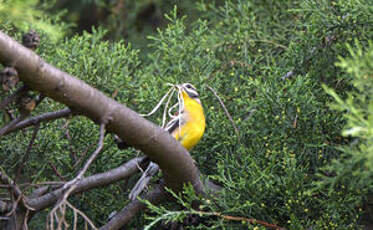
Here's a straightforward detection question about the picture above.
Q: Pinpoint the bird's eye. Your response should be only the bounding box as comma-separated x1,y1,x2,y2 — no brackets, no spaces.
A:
185,84,192,89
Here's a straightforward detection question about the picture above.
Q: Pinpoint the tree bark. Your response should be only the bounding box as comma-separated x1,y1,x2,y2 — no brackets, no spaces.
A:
0,30,203,195
0,158,143,230
100,184,166,230
0,208,27,230
0,30,204,229
27,157,144,211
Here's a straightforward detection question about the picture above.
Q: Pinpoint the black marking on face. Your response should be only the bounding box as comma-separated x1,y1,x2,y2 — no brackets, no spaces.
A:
182,83,199,99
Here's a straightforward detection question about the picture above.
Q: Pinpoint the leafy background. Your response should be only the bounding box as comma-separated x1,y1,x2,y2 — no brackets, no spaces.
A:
0,0,372,229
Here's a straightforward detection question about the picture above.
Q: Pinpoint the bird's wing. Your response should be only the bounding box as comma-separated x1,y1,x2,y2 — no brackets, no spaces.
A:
164,114,185,134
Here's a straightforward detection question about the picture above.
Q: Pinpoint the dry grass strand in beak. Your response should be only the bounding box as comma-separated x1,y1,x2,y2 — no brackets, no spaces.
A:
139,83,185,129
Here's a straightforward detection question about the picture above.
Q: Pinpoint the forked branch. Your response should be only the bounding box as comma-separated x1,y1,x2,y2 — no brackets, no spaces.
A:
0,30,202,229
0,30,202,196
2,108,72,135
48,123,106,230
100,184,167,230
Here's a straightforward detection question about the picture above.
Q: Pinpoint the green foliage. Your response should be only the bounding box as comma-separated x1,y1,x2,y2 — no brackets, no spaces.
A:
137,0,373,229
1,0,372,229
0,0,70,40
319,41,373,224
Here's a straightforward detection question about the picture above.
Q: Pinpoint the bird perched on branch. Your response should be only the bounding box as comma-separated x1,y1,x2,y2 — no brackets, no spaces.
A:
128,83,205,200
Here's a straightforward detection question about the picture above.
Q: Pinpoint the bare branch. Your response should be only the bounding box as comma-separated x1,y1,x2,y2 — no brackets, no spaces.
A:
0,171,22,198
48,162,65,181
0,31,203,196
48,123,106,229
73,208,77,230
7,192,23,217
27,157,144,211
0,31,206,229
0,171,34,230
66,201,97,230
207,86,240,141
29,186,49,199
3,108,72,135
99,184,166,230
0,114,26,137
63,120,77,163
60,122,106,198
73,142,95,169
65,122,106,188
15,123,40,182
18,182,64,188
198,211,286,230
23,210,30,230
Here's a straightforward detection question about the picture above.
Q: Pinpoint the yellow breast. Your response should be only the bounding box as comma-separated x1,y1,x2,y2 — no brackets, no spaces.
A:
171,93,205,150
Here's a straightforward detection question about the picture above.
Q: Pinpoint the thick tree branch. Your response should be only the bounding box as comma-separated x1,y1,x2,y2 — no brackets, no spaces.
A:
100,184,166,230
0,31,203,196
29,186,49,199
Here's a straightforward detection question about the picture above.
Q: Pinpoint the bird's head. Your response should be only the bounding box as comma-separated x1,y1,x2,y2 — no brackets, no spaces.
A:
176,83,201,104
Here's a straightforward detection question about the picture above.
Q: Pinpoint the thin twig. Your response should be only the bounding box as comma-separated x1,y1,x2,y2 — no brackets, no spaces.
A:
0,171,22,197
6,187,23,217
48,123,106,230
63,122,106,190
73,208,77,230
292,114,298,129
57,204,68,230
15,123,40,182
2,108,72,135
64,120,77,163
198,211,286,230
66,201,98,230
207,86,240,140
48,162,65,181
23,209,30,230
72,142,95,169
0,113,27,137
28,157,144,212
18,182,64,187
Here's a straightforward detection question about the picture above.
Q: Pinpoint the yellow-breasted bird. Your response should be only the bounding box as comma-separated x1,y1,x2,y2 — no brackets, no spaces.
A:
129,83,205,200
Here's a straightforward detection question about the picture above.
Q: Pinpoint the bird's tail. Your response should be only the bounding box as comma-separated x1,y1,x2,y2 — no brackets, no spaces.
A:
129,162,159,200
